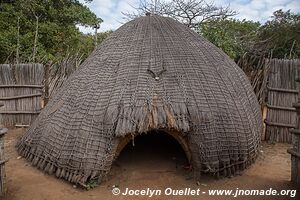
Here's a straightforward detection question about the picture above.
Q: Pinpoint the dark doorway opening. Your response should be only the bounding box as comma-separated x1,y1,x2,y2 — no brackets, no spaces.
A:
111,130,191,181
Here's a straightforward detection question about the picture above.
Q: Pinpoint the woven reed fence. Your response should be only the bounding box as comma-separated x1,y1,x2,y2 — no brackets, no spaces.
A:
0,128,7,197
0,64,44,127
0,102,8,197
265,59,300,143
238,55,270,106
288,72,300,188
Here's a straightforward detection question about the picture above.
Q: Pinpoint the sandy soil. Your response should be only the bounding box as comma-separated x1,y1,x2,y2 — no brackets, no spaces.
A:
3,128,299,200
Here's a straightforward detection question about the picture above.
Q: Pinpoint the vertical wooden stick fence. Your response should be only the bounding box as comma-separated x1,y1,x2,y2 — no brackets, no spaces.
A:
0,102,8,197
265,59,300,143
0,64,44,127
288,72,300,188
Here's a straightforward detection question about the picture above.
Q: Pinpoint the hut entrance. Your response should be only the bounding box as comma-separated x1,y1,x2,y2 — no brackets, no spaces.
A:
113,130,191,177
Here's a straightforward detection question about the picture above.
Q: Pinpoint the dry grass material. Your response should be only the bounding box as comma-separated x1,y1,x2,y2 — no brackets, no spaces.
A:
5,129,298,200
45,56,82,101
17,15,262,186
265,59,299,143
238,55,270,106
0,64,44,127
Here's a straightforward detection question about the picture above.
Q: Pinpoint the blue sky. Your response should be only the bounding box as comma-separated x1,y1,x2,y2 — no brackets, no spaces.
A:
78,0,300,33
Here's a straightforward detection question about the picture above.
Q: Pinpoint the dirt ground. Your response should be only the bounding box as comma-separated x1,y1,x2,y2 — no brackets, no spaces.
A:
3,128,299,200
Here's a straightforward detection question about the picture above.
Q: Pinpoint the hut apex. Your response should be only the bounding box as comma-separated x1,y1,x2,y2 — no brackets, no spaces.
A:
17,15,262,186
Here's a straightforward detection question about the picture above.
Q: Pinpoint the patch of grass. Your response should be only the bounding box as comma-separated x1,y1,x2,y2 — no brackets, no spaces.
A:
86,180,98,190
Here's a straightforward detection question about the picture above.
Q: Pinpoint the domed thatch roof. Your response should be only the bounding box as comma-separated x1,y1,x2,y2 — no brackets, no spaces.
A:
17,15,262,186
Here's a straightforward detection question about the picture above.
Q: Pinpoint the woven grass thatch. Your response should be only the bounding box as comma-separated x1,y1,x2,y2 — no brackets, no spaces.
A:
17,15,262,186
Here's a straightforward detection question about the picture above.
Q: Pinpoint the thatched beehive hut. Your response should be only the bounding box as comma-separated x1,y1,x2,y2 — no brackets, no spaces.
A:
17,15,262,186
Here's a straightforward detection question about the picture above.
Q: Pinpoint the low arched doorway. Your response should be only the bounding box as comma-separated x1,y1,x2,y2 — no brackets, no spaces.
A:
111,129,192,179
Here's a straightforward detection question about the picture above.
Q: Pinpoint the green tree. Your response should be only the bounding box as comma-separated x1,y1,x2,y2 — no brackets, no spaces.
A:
75,31,113,59
0,0,103,63
200,10,300,60
199,19,260,60
256,9,300,58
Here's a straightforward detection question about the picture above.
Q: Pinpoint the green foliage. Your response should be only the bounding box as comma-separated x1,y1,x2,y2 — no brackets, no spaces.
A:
95,30,113,44
256,9,300,58
86,179,98,190
200,10,300,60
0,0,104,63
200,19,260,60
2,1,297,65
75,31,113,59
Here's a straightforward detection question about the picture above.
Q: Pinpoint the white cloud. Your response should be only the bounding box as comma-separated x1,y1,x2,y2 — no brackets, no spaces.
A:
229,0,300,22
79,0,138,33
79,0,300,33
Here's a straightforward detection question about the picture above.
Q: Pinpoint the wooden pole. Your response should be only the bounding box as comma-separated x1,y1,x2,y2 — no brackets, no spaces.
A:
0,102,8,196
288,66,300,189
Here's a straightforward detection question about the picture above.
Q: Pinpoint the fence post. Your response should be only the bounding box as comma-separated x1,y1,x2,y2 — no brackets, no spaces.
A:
0,102,8,197
288,76,300,189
